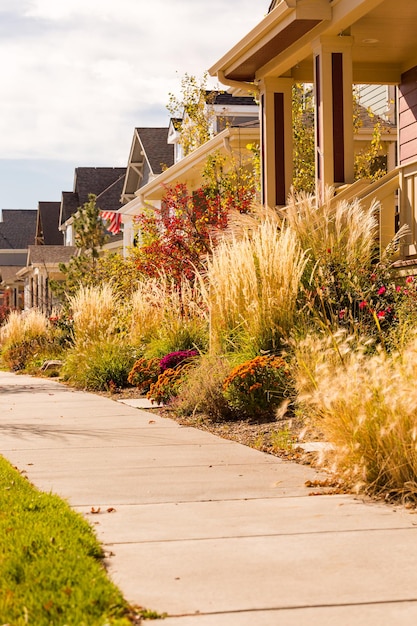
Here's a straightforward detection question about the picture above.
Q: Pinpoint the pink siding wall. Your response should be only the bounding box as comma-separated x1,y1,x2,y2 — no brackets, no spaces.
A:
399,66,417,164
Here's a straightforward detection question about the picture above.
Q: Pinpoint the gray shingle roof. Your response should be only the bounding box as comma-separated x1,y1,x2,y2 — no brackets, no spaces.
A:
0,266,24,284
28,245,77,265
60,167,126,226
0,210,37,249
136,128,175,174
209,92,258,107
36,202,63,246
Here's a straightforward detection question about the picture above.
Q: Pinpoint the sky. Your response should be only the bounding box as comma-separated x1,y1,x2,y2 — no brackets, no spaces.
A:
0,0,267,211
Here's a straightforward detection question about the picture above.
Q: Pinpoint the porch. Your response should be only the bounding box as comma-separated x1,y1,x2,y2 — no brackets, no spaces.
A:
209,0,417,265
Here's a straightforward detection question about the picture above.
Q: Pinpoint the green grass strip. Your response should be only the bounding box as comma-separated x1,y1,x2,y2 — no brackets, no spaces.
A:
0,455,133,625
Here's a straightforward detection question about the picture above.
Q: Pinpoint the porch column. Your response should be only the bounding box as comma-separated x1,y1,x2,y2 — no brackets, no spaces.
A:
313,36,354,199
259,77,293,208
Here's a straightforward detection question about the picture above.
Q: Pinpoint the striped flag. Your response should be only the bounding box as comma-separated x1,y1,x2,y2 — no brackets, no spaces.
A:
100,210,122,234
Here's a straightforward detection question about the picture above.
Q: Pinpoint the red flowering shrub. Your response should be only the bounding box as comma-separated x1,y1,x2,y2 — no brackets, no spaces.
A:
222,356,292,418
127,357,161,393
159,349,198,373
132,182,254,285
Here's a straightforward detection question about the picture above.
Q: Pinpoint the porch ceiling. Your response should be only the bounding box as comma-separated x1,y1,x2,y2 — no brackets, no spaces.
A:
210,0,417,86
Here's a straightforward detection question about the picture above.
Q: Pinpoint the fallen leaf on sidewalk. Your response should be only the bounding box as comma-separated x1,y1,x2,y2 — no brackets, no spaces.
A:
90,507,101,514
107,507,116,513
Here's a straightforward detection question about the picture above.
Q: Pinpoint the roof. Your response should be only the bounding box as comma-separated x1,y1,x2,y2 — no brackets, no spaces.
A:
136,128,174,175
0,209,37,249
121,128,175,203
210,0,417,85
60,167,126,226
122,125,259,212
60,191,80,225
36,202,63,245
0,266,24,285
27,245,77,265
209,92,258,107
356,104,395,131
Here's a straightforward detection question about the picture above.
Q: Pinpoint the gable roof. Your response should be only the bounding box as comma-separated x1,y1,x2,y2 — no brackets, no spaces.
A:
121,128,175,203
27,245,77,266
0,265,24,285
36,202,63,246
0,210,37,250
59,167,126,226
137,128,174,174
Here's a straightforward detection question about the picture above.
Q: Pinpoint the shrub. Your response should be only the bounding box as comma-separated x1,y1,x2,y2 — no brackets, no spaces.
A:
222,355,292,418
49,312,75,348
127,357,161,393
173,354,234,420
147,364,190,405
62,341,135,391
2,337,49,371
159,349,198,373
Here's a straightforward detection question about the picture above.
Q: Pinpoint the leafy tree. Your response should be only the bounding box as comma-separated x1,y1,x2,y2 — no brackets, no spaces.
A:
71,194,108,258
51,195,110,302
292,83,389,192
202,151,257,211
292,83,316,193
167,72,217,156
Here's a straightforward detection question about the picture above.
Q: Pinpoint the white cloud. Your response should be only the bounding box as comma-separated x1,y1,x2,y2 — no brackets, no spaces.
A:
0,0,266,163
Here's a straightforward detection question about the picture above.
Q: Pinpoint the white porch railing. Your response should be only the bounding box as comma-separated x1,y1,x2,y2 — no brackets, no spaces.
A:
332,160,417,262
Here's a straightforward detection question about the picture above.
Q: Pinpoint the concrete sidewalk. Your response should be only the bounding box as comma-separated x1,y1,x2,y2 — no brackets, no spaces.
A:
1,370,417,625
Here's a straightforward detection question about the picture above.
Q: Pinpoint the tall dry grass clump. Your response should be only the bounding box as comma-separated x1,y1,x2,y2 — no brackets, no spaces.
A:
68,285,120,345
0,310,49,346
0,310,52,371
282,189,379,275
63,285,135,390
130,280,166,345
200,219,306,354
293,331,417,500
130,277,208,355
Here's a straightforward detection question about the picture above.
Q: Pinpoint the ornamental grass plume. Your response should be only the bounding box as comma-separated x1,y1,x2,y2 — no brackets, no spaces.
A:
0,309,49,346
200,219,306,354
130,276,207,354
68,284,120,345
130,279,166,345
293,330,417,501
282,188,379,278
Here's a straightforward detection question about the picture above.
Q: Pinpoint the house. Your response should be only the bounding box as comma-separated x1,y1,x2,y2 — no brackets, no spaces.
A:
209,0,417,261
120,94,259,253
17,245,76,315
0,209,37,310
60,167,126,251
17,167,127,313
120,127,175,250
121,128,175,204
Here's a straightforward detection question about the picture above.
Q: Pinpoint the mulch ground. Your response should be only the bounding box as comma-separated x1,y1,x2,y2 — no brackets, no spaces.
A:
104,387,320,466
